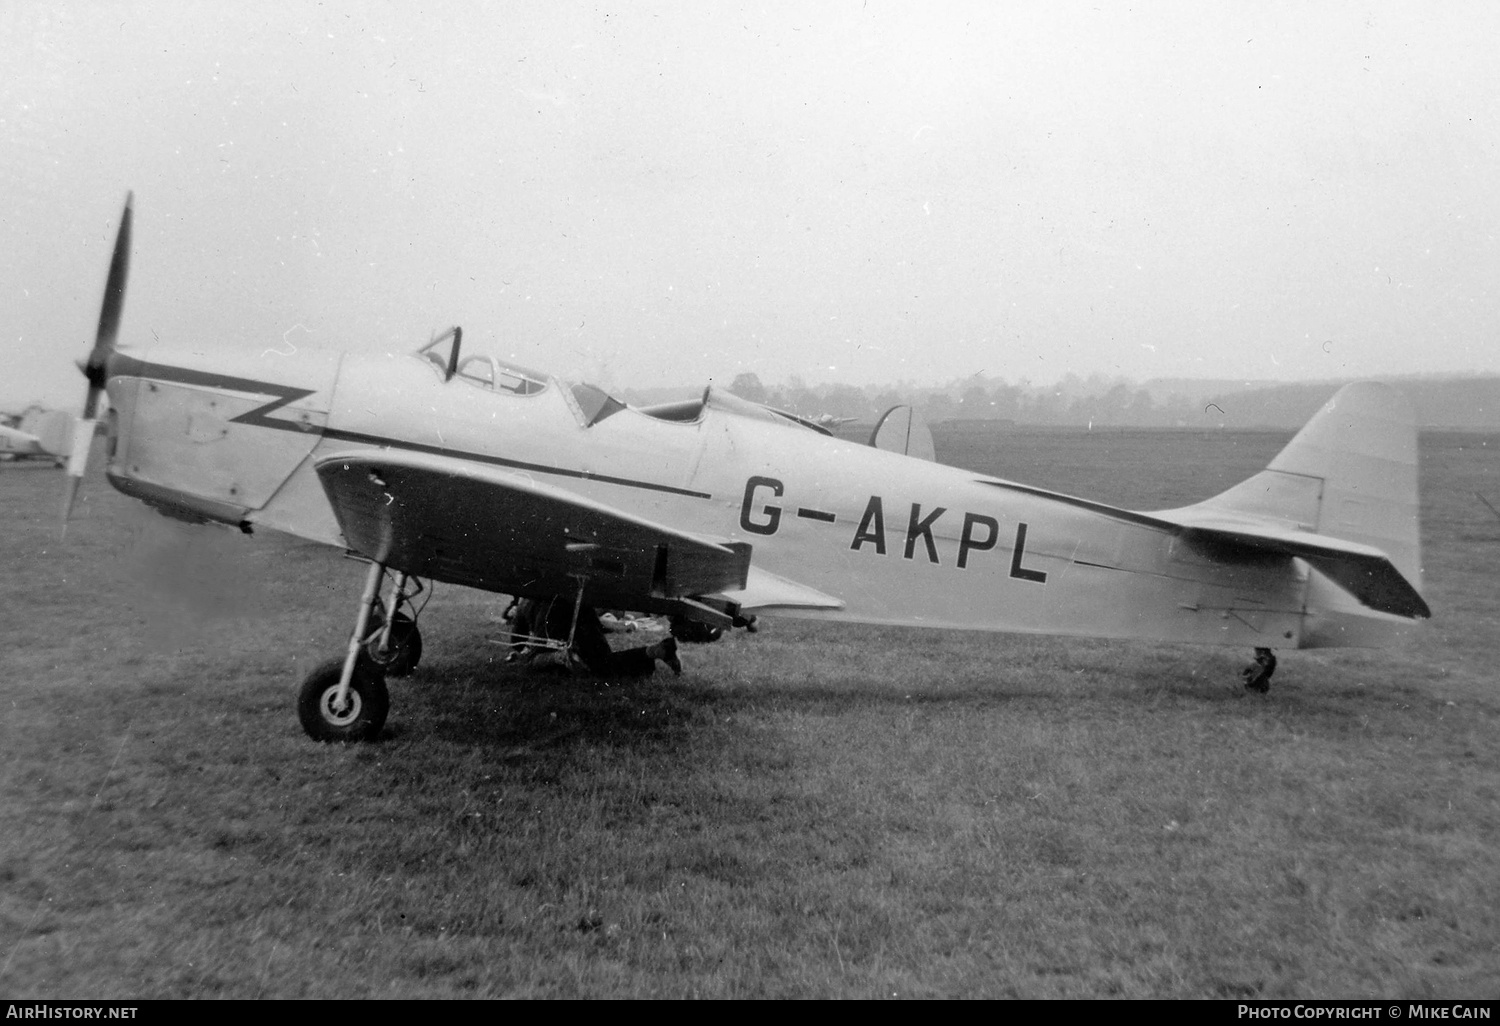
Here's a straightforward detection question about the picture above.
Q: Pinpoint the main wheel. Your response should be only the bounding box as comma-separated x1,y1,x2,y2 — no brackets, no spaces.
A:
297,656,389,742
364,611,422,677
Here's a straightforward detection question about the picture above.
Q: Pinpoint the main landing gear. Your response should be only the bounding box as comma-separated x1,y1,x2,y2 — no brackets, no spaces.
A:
364,571,425,677
1241,647,1278,694
298,562,426,742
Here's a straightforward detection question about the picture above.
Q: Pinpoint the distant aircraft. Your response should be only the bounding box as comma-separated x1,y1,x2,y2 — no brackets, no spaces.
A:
813,413,858,428
0,406,74,465
61,195,1429,741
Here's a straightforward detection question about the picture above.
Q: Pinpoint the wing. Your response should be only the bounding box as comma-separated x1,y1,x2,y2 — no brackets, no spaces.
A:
314,451,751,610
979,480,1430,620
714,565,845,613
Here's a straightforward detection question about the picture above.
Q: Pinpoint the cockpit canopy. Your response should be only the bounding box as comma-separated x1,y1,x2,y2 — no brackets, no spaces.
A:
416,327,549,396
454,354,548,395
413,325,830,434
414,326,623,425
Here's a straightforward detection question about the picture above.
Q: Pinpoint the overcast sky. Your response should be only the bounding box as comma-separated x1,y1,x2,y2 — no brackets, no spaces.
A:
3,1,1497,409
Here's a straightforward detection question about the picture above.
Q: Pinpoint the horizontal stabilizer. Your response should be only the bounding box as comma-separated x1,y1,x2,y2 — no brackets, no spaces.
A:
1165,514,1430,619
979,476,1429,620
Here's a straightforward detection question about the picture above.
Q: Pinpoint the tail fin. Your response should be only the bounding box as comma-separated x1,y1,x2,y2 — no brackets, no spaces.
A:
1184,383,1422,589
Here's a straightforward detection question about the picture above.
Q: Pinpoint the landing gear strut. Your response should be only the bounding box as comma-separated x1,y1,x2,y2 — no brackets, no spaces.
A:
1241,647,1277,693
364,571,425,677
298,560,418,742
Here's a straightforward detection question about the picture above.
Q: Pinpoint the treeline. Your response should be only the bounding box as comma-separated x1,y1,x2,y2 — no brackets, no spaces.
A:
653,372,1500,431
698,371,1202,428
1180,377,1500,431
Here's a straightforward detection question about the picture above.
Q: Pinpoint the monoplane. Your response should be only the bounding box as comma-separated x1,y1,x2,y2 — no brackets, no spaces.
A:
1,405,74,465
62,195,1430,740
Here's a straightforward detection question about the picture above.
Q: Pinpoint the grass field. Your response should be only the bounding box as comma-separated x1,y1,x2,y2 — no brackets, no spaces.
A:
1,430,1497,998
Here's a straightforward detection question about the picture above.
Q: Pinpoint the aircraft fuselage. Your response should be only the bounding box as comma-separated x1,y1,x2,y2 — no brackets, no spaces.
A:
98,343,1402,651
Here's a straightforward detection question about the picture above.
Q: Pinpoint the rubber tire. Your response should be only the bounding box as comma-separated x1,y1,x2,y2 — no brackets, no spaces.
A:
364,612,422,677
297,656,389,742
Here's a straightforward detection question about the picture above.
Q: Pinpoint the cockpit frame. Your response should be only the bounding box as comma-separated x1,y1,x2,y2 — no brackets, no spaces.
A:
415,327,548,396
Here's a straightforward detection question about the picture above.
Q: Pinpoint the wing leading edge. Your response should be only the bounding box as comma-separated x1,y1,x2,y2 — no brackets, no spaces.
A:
314,451,750,609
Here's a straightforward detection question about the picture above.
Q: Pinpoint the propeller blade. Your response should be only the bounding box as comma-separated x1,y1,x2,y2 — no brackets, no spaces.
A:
63,193,133,536
59,417,99,537
82,193,132,419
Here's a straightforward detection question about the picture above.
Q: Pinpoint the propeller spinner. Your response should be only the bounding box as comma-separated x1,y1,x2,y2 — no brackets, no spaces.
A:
61,192,133,535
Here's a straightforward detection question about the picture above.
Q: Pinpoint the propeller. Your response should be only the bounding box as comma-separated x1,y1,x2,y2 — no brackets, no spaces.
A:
61,192,133,536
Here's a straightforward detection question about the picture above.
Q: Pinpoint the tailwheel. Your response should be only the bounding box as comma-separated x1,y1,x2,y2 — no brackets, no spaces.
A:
298,655,389,742
365,611,422,677
1241,647,1277,694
